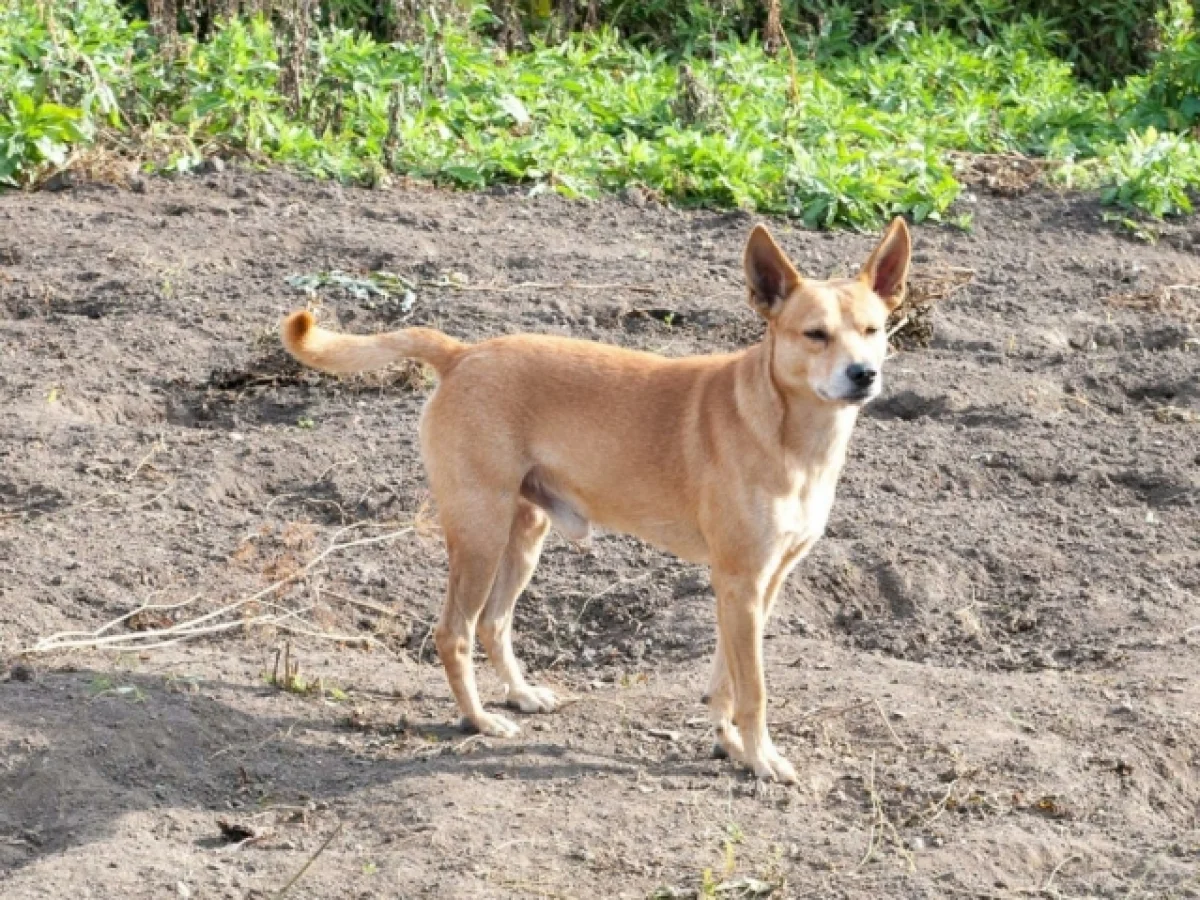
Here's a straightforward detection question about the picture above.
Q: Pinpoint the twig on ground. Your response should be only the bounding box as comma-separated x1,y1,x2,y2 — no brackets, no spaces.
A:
414,733,488,759
431,279,657,295
22,524,413,655
574,572,654,624
854,751,914,873
322,588,429,626
1042,853,1080,894
776,699,873,729
209,722,299,762
874,699,907,752
272,820,343,899
919,778,959,826
856,752,881,871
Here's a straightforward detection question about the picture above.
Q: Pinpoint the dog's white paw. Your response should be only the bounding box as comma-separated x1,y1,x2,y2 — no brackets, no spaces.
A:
742,742,798,784
464,712,522,738
713,722,745,759
507,685,559,714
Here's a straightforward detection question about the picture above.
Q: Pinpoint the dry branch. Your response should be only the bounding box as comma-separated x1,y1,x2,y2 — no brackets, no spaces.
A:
23,524,414,656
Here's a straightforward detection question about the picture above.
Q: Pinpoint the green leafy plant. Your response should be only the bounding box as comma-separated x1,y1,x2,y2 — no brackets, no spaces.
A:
2,0,1200,228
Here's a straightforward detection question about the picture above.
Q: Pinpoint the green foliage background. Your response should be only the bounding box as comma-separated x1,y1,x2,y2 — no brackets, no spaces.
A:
2,0,1199,229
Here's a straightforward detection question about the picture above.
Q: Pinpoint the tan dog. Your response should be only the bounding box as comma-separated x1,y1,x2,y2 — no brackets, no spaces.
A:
281,218,910,782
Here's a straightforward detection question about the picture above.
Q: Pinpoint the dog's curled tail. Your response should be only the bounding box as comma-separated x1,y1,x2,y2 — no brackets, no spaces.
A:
281,310,464,376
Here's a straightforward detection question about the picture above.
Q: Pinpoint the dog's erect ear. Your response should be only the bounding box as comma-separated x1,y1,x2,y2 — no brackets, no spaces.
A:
858,216,911,312
744,224,801,319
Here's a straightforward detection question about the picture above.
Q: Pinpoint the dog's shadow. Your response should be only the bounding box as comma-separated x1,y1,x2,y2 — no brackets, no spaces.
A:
0,667,716,874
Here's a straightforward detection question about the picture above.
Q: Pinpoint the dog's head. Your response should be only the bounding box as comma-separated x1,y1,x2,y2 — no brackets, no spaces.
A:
743,218,910,406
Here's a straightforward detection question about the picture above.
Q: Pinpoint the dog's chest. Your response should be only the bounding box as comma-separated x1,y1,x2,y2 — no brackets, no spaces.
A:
773,473,838,552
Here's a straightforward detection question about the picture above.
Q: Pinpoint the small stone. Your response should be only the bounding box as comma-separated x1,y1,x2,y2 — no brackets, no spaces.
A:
645,728,680,742
43,171,75,192
622,186,647,207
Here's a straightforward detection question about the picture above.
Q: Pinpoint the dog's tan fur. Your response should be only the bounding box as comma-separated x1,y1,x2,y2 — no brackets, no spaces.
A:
281,219,911,781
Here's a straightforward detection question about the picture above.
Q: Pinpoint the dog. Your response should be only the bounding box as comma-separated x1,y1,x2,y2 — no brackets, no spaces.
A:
281,218,910,782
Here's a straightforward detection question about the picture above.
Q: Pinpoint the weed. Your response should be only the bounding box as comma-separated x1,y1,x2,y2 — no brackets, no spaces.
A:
266,641,348,700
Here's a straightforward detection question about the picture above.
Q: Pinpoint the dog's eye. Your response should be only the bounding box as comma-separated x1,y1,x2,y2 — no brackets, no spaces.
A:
803,329,829,343
865,326,880,336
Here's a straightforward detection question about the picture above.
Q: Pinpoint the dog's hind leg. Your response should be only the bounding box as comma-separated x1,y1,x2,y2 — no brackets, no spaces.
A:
434,496,523,738
478,500,557,714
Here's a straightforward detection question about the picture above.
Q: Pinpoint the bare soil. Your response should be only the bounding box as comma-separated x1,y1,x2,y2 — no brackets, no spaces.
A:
1,171,1198,899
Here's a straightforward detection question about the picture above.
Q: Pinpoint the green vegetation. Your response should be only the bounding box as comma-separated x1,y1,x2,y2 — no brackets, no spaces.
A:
2,0,1199,229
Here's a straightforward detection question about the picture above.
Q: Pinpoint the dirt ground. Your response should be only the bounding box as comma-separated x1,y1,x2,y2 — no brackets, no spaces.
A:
1,169,1198,899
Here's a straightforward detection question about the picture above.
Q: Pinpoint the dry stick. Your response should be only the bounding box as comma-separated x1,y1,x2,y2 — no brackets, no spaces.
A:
1042,853,1081,894
777,698,873,729
2,483,173,524
919,778,959,826
416,619,437,665
273,622,393,651
126,481,176,511
272,820,344,900
44,593,204,642
429,279,657,294
574,572,654,624
209,722,299,762
23,525,414,654
874,699,907,752
322,590,399,619
322,589,434,632
885,315,909,340
32,617,249,653
127,440,164,482
856,751,881,871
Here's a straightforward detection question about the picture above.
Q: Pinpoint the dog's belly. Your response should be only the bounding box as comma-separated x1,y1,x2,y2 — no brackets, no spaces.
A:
620,518,710,564
521,467,709,562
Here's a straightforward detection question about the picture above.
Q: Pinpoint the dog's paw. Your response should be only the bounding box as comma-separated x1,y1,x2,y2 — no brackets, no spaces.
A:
506,685,559,714
744,745,798,784
462,712,522,738
713,722,744,760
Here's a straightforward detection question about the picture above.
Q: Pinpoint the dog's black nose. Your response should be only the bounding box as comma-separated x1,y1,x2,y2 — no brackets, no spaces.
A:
846,364,878,388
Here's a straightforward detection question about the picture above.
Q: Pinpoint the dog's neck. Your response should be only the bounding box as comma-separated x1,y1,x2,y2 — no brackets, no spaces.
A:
740,334,860,479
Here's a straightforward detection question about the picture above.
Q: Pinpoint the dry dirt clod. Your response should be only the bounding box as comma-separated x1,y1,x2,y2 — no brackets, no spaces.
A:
5,663,35,682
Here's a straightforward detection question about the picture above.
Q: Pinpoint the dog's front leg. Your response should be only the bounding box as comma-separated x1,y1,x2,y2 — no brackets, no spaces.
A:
712,568,798,784
704,637,744,760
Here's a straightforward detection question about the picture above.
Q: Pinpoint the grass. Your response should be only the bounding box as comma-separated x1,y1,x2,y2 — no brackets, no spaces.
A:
1,0,1199,229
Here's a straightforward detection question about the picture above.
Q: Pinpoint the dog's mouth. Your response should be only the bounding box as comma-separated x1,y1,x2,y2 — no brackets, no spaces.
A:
844,386,878,404
818,385,879,405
